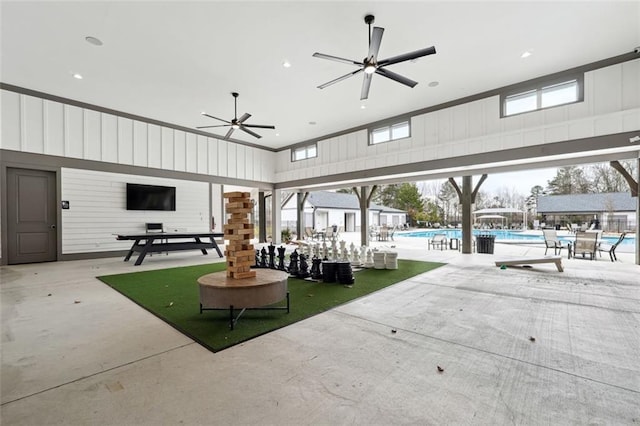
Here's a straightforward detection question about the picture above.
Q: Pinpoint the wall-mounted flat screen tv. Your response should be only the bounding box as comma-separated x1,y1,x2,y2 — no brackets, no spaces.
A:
126,183,176,211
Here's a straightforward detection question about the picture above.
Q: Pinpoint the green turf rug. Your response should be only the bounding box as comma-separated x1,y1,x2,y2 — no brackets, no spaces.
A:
98,259,443,352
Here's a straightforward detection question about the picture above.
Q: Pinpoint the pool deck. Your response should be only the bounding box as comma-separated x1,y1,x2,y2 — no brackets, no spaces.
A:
1,232,639,425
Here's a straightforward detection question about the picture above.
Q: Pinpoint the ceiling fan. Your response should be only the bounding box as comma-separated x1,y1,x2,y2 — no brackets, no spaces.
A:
196,92,275,139
313,15,436,100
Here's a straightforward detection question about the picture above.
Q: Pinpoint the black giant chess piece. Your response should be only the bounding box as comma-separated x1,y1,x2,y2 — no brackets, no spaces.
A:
268,243,276,269
277,246,287,271
288,249,299,276
255,249,260,268
259,247,267,268
311,256,323,280
298,253,310,278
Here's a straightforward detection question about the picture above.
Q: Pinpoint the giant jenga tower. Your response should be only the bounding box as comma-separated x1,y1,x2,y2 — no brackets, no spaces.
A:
223,191,256,279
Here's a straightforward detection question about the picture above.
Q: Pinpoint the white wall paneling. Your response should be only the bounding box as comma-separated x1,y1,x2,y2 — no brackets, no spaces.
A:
1,90,21,150
23,94,44,153
147,124,162,168
161,127,174,170
173,130,186,172
60,168,210,254
101,113,118,163
274,60,640,184
132,120,148,167
1,89,272,184
117,117,134,165
84,109,101,161
44,100,64,156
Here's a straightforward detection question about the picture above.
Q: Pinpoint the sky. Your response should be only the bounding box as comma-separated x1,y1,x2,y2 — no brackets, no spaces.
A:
422,167,559,198
478,168,558,195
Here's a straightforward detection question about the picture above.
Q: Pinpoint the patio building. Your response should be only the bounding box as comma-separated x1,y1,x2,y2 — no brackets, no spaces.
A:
537,192,637,232
281,191,407,233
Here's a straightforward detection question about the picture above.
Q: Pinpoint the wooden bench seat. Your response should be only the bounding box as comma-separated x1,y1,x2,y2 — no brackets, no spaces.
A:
494,255,563,272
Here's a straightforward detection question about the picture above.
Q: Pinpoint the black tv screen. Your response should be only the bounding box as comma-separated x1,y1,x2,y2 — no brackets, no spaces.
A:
126,183,176,211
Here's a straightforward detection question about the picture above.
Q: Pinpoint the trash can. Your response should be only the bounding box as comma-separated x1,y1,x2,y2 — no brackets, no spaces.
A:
477,234,496,254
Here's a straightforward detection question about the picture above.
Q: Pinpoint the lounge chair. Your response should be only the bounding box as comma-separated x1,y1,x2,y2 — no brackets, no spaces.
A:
572,231,598,260
597,232,626,262
542,229,568,256
323,227,335,241
428,233,448,250
304,227,317,241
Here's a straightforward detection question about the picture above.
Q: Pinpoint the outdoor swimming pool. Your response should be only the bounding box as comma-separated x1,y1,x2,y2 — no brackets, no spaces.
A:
400,229,635,246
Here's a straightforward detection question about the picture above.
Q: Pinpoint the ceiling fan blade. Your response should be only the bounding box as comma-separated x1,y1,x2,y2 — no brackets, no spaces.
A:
368,27,384,61
317,68,364,89
378,46,436,67
312,52,362,66
375,68,418,88
196,124,232,129
360,73,373,100
201,113,230,123
237,112,251,124
239,126,262,139
224,127,235,140
242,124,276,129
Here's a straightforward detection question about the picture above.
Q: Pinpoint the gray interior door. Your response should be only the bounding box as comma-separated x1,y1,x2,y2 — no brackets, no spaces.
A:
7,168,57,264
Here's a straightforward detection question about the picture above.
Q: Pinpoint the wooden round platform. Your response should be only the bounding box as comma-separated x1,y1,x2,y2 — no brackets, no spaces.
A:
197,269,289,309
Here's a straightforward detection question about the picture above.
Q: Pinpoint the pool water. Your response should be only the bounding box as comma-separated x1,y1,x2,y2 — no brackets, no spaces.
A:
401,229,634,246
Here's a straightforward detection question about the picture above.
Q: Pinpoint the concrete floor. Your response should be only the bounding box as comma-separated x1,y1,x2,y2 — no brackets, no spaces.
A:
1,234,639,425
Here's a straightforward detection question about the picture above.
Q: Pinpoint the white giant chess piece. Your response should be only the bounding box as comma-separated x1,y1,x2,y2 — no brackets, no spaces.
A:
322,241,328,259
341,246,349,262
364,249,374,268
313,243,320,258
331,239,338,261
351,247,360,266
360,246,367,266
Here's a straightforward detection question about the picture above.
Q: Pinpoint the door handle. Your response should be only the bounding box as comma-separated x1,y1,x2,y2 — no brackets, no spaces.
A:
50,224,56,229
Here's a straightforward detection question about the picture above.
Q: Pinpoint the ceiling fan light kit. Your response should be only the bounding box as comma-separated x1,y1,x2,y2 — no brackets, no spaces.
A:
196,92,275,140
313,14,436,100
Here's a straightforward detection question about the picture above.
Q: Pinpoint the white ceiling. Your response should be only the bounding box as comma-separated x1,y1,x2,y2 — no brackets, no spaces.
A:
2,1,639,150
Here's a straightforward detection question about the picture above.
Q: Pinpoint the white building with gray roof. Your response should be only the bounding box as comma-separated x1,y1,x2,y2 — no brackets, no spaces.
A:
537,192,636,232
282,191,407,233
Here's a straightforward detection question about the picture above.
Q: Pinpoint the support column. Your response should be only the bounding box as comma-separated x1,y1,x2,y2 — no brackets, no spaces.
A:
296,192,309,241
461,176,473,254
637,156,639,265
358,186,370,247
271,189,282,244
258,191,266,243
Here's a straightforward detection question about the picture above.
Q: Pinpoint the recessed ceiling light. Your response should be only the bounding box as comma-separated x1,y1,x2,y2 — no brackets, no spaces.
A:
275,133,280,136
282,61,291,68
72,73,83,79
360,105,366,109
308,121,316,125
428,81,439,87
521,51,532,58
85,36,103,46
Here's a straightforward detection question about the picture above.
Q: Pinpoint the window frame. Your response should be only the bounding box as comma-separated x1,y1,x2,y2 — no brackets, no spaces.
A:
369,119,411,145
290,143,317,162
500,73,584,118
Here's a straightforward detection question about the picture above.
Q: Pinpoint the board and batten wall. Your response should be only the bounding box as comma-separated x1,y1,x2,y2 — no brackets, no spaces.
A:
60,168,210,254
0,87,275,260
0,89,276,182
274,59,640,184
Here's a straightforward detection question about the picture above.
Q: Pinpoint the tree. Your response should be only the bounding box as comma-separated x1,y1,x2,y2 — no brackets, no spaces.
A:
394,183,425,225
437,181,458,224
546,166,591,194
371,184,399,207
588,161,638,193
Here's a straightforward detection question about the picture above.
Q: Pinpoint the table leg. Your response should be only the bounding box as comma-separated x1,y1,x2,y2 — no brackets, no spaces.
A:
134,238,155,266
